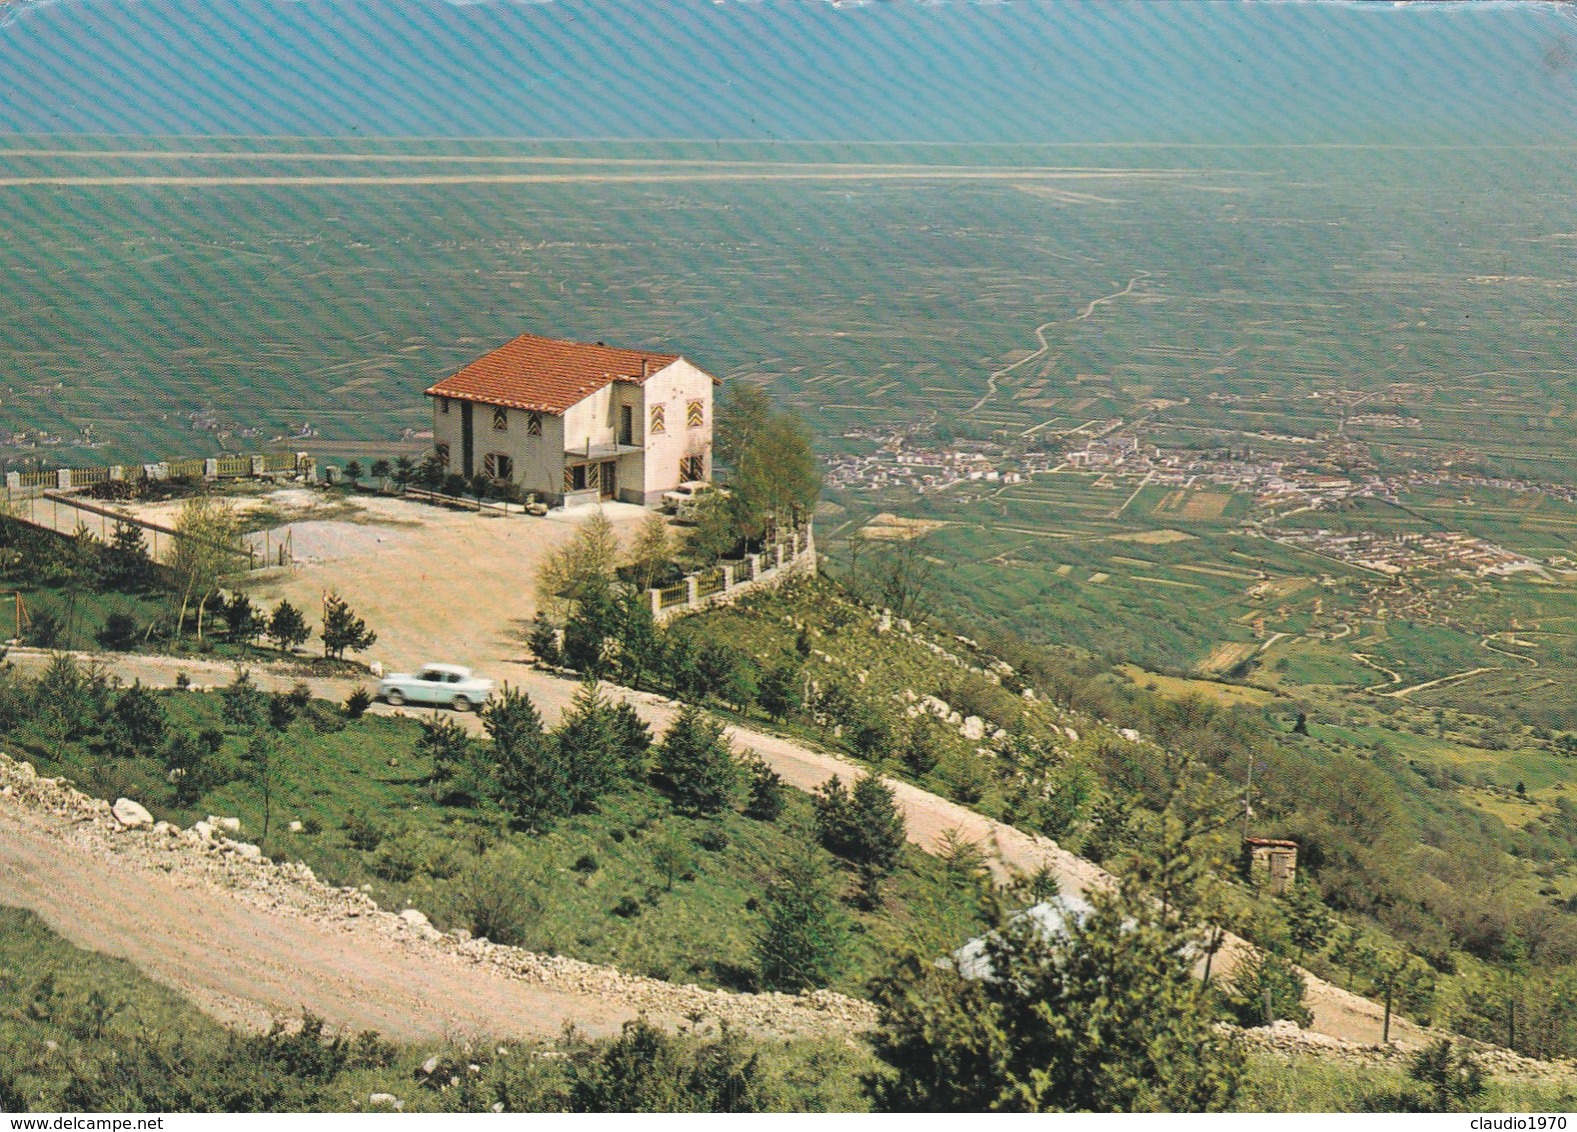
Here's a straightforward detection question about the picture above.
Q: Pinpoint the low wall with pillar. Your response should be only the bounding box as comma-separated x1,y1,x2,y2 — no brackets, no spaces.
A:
2,451,312,502
649,525,817,624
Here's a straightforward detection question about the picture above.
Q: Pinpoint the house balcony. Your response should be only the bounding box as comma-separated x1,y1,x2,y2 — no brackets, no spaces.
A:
564,441,645,460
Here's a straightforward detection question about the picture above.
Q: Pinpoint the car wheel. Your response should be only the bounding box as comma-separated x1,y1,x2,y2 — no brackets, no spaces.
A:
452,696,471,712
385,690,404,706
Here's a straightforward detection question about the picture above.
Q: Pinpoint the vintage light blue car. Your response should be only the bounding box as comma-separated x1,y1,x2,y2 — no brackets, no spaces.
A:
377,663,494,711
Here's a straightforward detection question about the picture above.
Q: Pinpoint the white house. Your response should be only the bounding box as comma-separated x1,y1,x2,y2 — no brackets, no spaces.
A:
425,333,718,506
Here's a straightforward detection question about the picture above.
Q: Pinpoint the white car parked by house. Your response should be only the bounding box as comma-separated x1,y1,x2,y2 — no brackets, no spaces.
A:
662,481,728,523
378,663,494,711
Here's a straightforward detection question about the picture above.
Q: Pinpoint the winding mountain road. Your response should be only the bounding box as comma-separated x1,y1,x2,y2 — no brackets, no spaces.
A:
2,647,1426,1048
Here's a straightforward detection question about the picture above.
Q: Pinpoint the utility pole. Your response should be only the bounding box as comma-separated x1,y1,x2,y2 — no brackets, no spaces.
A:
1242,752,1255,841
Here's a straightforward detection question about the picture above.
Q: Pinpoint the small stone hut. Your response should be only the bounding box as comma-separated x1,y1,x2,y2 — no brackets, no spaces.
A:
1241,837,1298,895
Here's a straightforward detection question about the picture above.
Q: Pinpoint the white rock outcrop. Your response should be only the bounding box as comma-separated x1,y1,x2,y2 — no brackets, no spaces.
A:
111,798,153,829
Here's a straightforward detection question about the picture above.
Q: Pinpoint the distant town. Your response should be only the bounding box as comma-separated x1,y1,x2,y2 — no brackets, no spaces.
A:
824,419,1571,580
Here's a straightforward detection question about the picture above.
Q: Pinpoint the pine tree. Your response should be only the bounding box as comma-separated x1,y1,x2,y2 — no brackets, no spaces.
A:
695,641,745,705
901,716,941,774
608,698,653,779
320,591,376,660
220,670,267,733
1222,948,1312,1028
756,663,801,723
483,684,570,830
1281,879,1334,966
813,773,905,875
812,774,860,859
563,574,617,676
529,612,562,667
655,705,739,816
221,591,262,645
852,773,907,874
419,714,486,804
267,599,310,654
1407,1040,1486,1112
615,587,662,690
742,751,785,822
754,846,848,992
106,679,167,758
865,880,1245,1112
554,680,628,812
663,633,707,702
814,773,906,907
626,511,673,591
105,520,155,592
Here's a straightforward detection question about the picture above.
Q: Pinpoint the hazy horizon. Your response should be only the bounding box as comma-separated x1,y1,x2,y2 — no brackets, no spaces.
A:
1,0,1574,145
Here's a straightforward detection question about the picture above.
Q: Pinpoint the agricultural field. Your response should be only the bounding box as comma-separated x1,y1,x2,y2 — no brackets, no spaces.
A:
824,464,1577,727
4,138,1577,478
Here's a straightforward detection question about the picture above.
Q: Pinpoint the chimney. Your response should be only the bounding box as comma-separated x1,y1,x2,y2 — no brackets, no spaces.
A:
641,357,650,379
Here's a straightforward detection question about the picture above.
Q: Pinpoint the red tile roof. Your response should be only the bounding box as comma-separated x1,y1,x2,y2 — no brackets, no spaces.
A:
424,333,683,414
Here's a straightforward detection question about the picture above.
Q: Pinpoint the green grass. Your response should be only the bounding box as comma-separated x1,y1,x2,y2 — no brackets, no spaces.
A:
1237,1052,1577,1113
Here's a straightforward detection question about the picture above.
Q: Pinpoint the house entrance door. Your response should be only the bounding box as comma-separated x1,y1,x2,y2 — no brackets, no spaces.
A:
600,461,617,500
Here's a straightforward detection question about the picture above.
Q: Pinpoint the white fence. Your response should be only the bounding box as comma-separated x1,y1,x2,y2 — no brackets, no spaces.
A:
649,525,817,623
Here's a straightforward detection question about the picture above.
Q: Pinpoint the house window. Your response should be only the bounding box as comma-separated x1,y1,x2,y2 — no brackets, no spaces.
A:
565,464,593,492
483,453,513,480
680,455,705,482
440,397,450,415
687,400,705,429
435,442,450,468
492,407,508,432
527,412,543,437
649,403,666,434
620,405,634,446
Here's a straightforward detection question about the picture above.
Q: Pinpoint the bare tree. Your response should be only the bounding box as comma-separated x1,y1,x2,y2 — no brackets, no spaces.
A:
625,511,673,591
536,509,619,620
169,495,242,641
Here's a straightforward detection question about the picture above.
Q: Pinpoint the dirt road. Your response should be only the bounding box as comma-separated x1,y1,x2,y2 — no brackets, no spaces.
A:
4,647,1425,1048
0,803,648,1041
